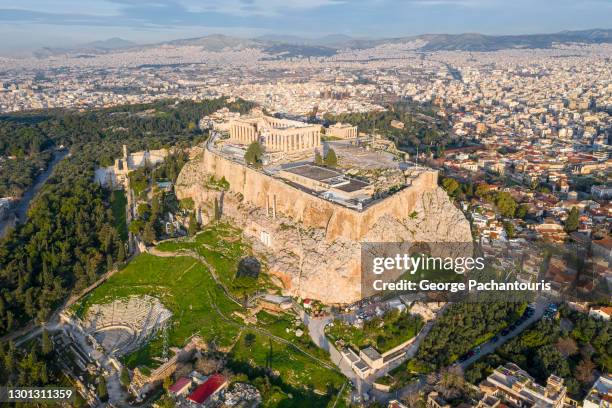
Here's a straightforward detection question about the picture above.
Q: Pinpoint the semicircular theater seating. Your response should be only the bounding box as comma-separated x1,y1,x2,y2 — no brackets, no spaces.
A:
82,295,172,356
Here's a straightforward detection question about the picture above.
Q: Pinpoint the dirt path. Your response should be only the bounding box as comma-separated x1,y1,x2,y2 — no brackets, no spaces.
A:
148,246,339,373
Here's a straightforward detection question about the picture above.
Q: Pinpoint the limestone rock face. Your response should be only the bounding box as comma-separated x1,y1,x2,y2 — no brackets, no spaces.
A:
363,187,472,244
176,150,472,304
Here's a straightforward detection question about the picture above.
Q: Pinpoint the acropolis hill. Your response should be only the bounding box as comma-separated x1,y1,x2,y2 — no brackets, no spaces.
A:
176,111,472,303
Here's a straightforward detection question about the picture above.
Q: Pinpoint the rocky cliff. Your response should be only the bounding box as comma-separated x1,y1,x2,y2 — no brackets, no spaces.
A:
176,149,472,304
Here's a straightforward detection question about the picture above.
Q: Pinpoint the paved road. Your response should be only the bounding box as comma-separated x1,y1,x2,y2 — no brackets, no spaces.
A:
458,297,547,370
367,298,547,405
300,310,372,398
0,149,69,238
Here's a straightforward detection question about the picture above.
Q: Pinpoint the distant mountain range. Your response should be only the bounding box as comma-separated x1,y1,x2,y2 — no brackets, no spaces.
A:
29,28,612,58
253,29,612,51
80,37,136,50
409,29,612,51
32,37,136,58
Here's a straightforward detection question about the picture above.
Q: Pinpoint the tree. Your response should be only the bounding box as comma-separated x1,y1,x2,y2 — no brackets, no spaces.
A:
534,345,570,379
41,328,53,355
156,396,177,408
195,356,223,375
565,206,579,232
180,197,195,211
244,141,264,166
515,204,529,219
475,183,490,198
503,221,516,239
575,358,595,384
496,192,518,217
97,376,108,402
314,150,323,165
441,178,460,197
244,332,256,349
213,197,221,221
142,221,156,244
137,202,151,220
106,254,114,272
463,182,474,198
163,375,173,390
188,212,200,236
555,337,578,357
129,219,145,234
324,148,337,167
117,242,126,263
120,367,131,388
437,366,465,400
403,390,422,408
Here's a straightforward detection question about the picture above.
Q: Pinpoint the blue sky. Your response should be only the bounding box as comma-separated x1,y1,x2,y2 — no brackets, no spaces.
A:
0,0,610,51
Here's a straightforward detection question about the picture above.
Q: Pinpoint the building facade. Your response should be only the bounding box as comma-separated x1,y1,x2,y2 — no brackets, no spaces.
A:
479,363,567,408
583,374,612,408
229,113,321,153
327,122,358,139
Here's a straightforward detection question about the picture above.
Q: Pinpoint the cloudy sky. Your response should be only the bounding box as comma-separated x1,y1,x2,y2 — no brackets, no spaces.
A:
0,0,610,51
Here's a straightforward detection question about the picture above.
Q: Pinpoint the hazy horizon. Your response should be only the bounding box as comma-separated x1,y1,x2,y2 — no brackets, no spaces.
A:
1,0,611,52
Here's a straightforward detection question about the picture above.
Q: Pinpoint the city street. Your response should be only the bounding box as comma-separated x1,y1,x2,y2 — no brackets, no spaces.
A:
459,297,548,370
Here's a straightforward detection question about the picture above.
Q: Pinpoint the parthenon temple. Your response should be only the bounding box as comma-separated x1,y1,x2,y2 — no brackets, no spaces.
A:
229,112,321,153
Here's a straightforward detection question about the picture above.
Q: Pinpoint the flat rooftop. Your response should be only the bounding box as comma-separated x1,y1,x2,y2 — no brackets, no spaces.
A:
354,360,370,372
283,164,370,191
335,178,369,192
361,346,382,361
341,349,360,364
284,164,342,181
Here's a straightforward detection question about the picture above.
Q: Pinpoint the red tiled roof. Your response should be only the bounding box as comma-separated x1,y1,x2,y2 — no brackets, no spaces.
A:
187,374,226,404
593,237,612,250
168,377,191,393
591,306,612,316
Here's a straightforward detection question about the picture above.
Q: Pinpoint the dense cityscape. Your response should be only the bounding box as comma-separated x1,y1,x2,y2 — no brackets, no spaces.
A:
0,14,610,408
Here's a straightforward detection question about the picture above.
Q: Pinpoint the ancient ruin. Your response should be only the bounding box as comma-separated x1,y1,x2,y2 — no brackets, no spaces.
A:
176,110,472,304
81,295,172,356
229,110,322,152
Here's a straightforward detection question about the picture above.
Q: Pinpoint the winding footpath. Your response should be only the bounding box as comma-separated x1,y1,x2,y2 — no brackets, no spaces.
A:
149,246,338,371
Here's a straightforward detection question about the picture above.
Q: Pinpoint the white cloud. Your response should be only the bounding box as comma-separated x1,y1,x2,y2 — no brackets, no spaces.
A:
179,0,346,16
1,0,123,16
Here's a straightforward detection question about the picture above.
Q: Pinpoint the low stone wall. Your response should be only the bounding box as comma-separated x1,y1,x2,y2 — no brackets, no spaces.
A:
380,336,416,359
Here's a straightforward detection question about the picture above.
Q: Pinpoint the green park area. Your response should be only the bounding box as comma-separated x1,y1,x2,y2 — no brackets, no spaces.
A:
326,310,423,353
74,223,346,404
230,311,344,397
156,223,274,298
77,253,241,368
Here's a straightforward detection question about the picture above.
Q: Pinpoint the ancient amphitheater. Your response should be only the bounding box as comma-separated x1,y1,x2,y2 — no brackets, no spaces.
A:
82,296,172,356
